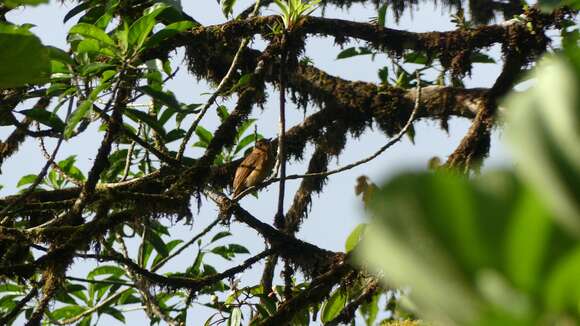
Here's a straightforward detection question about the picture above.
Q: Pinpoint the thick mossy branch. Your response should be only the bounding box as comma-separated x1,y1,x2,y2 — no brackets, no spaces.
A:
146,8,568,79
445,52,526,171
284,122,349,234
0,79,488,219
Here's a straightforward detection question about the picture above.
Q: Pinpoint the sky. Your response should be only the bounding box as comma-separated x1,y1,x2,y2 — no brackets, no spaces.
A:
2,0,512,324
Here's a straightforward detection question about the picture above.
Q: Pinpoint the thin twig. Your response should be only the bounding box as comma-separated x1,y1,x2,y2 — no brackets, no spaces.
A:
275,32,287,228
121,124,142,181
65,276,135,288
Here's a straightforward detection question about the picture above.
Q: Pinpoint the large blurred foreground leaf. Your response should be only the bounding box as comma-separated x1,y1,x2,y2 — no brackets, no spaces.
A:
504,56,580,235
358,54,580,324
0,24,50,88
359,172,579,325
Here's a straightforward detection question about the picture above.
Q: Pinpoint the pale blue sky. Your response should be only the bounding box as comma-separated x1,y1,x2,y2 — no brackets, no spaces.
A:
2,0,510,324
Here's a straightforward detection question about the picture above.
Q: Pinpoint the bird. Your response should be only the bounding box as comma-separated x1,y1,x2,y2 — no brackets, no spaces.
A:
232,138,275,198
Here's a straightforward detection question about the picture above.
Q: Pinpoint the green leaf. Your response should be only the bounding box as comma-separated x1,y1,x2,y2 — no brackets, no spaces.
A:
101,306,126,323
0,294,18,311
221,0,237,18
211,246,234,260
504,56,580,231
3,0,48,8
217,105,229,122
0,284,22,293
87,265,126,280
377,4,388,27
359,170,579,324
345,223,366,252
360,293,379,326
336,47,372,60
195,126,213,145
545,247,580,312
76,39,100,55
57,156,85,181
64,99,92,139
211,231,232,243
19,108,65,131
17,174,38,188
128,3,169,51
125,108,166,138
50,305,86,320
470,52,496,64
69,23,115,46
235,118,256,141
321,287,346,322
233,134,256,155
152,239,183,267
144,20,196,50
165,128,186,143
63,1,92,23
117,289,141,305
80,62,115,76
228,244,250,254
404,51,430,64
147,230,169,258
137,86,181,111
0,24,50,88
378,66,389,84
228,307,242,326
47,46,74,65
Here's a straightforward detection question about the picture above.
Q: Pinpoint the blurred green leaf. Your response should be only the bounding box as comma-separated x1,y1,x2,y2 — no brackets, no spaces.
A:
50,305,86,320
233,134,256,155
125,108,166,138
19,108,65,131
504,56,580,233
345,223,366,252
16,174,38,188
64,99,92,139
88,265,126,280
359,293,379,326
195,126,213,145
137,85,181,111
336,47,372,60
3,0,48,8
221,0,237,18
211,231,232,243
147,229,169,258
321,287,346,322
228,307,242,326
470,52,496,64
404,51,430,65
128,3,169,51
144,20,196,49
69,23,115,46
63,1,92,23
228,244,249,254
0,24,50,88
359,170,580,324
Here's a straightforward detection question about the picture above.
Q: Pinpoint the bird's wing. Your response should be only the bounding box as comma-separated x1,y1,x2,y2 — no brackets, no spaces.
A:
233,152,263,196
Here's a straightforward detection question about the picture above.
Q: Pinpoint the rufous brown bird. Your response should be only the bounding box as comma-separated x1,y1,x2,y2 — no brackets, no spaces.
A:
232,139,275,198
